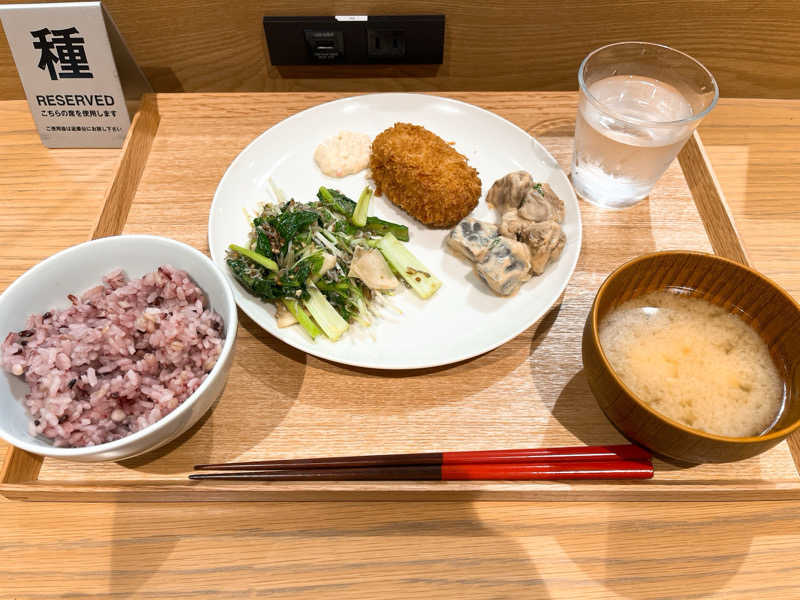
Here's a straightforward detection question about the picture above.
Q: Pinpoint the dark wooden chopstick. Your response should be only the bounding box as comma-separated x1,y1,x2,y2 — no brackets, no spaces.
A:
188,460,654,481
194,444,651,471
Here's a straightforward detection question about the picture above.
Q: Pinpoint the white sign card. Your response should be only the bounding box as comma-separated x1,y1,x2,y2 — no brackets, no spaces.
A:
0,2,151,148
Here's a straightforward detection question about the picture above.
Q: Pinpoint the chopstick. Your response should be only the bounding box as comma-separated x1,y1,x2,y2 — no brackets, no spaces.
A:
194,444,651,471
189,460,654,481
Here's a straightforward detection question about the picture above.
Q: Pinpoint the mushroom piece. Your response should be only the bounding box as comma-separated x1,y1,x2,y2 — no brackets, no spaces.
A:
318,253,337,277
500,214,565,275
475,237,532,296
486,170,564,223
447,217,500,262
348,247,400,290
275,301,298,328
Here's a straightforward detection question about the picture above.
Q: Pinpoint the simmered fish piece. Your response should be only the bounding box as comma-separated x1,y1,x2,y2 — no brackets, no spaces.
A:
475,237,532,296
447,217,500,262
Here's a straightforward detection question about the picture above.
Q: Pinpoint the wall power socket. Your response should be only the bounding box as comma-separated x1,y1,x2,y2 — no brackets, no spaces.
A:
264,15,444,65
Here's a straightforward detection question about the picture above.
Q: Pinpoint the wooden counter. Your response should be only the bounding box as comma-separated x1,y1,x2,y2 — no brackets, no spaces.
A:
1,94,799,598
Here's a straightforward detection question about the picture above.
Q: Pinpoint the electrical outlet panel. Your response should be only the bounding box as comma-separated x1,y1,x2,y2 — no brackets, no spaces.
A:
263,15,444,65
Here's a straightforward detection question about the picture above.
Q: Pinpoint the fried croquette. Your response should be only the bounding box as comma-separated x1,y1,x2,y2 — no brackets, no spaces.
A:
369,123,482,228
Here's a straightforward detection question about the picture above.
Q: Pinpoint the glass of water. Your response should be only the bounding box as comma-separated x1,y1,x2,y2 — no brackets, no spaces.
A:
571,42,718,209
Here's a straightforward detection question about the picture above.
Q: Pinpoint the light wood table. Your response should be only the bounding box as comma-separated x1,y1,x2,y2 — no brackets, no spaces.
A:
1,96,799,598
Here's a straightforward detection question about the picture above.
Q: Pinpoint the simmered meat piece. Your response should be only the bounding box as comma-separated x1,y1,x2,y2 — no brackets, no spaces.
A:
500,214,564,275
447,217,500,262
486,170,529,213
519,182,564,223
486,171,564,223
534,228,565,275
475,237,532,296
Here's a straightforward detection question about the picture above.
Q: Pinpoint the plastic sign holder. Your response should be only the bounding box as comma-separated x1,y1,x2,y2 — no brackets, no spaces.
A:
0,1,151,148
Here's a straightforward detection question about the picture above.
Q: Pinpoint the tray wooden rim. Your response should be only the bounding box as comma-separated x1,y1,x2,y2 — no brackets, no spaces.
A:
4,91,797,502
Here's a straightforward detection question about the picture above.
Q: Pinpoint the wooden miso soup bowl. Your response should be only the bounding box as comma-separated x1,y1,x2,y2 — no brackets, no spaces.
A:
582,251,800,463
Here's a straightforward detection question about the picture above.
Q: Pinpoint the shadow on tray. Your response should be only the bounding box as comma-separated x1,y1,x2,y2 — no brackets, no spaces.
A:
304,320,536,416
549,368,700,472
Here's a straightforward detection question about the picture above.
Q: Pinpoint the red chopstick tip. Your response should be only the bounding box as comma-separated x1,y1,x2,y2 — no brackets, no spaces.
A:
441,461,653,481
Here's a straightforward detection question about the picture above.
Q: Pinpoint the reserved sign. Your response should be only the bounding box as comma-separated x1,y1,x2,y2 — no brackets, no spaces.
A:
35,93,116,106
0,2,145,148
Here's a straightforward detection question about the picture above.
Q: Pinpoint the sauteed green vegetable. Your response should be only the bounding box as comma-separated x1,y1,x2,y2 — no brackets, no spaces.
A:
227,186,441,341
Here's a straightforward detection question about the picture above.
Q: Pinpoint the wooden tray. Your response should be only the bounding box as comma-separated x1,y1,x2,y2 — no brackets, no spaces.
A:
3,92,799,502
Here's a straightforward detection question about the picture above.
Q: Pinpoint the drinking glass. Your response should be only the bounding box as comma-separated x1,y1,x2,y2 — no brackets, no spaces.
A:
571,42,718,209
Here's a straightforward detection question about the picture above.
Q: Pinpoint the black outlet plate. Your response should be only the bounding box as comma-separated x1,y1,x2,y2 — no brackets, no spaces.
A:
263,15,444,65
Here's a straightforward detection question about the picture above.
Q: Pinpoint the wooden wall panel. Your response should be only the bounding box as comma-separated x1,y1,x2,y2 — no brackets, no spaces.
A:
1,0,799,100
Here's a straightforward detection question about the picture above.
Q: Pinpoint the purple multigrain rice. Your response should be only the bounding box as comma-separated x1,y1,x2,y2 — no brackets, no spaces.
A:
1,265,224,447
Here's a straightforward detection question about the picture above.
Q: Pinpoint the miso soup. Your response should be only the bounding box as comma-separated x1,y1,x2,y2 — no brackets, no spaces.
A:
598,289,785,437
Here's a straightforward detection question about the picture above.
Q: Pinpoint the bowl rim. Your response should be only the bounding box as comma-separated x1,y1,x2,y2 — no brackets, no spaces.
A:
0,234,238,458
590,249,800,444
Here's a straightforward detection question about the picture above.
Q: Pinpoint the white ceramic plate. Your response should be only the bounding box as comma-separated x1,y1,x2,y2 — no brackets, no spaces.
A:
208,93,581,369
